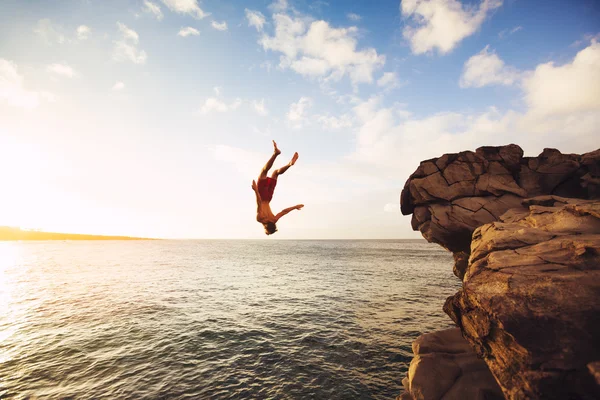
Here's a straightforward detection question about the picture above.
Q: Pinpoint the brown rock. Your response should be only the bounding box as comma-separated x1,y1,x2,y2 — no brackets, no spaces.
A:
398,328,504,400
449,199,600,399
399,145,600,400
400,145,600,278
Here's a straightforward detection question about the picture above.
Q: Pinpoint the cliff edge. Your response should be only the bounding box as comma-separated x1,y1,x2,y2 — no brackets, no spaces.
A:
399,145,600,399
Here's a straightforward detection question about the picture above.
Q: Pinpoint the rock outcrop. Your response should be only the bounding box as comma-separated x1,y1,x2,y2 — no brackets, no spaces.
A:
399,145,600,400
401,145,600,279
445,196,600,399
398,328,503,400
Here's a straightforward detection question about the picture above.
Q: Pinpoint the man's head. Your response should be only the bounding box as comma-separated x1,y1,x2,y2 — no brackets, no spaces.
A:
264,222,277,235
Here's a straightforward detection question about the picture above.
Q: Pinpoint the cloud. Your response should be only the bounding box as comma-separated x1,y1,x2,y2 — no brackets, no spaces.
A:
347,13,361,21
348,98,599,182
523,40,600,116
113,23,147,64
498,25,522,39
161,0,209,19
287,97,313,127
459,45,521,87
260,14,385,85
459,41,600,116
401,0,503,54
269,0,288,12
260,61,274,73
377,72,400,89
34,19,92,44
143,0,164,20
0,59,43,109
252,99,269,116
34,19,67,44
211,21,228,31
112,81,125,91
245,9,266,31
46,63,77,78
200,97,242,114
317,113,353,130
76,25,91,40
117,22,139,43
346,43,600,176
213,86,221,96
178,27,200,37
571,33,600,48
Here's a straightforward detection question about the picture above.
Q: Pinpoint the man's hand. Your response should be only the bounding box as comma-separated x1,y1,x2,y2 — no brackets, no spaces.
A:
252,180,258,192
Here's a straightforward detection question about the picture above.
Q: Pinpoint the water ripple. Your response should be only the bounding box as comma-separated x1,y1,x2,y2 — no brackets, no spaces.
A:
0,240,459,399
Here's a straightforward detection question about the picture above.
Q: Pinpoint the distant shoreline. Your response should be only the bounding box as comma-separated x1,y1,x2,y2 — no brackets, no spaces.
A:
0,227,153,241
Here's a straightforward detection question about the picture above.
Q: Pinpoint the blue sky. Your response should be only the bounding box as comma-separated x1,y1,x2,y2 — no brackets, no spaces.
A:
0,0,599,239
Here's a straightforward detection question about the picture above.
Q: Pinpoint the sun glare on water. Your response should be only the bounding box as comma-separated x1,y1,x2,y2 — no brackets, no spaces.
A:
0,242,19,353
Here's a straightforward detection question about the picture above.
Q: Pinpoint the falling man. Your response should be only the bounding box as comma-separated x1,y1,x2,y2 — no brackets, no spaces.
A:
252,140,304,235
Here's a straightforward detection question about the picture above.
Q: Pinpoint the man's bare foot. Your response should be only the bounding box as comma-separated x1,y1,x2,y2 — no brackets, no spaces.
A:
290,152,299,165
273,140,281,155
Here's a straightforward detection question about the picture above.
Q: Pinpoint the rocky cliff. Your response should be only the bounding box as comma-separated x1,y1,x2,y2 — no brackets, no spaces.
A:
399,145,600,400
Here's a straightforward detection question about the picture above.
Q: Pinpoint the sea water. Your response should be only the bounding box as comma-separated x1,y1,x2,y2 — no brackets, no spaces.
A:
0,240,459,399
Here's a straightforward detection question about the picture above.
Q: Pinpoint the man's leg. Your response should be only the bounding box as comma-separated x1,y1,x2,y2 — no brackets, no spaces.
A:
260,140,281,179
272,152,299,178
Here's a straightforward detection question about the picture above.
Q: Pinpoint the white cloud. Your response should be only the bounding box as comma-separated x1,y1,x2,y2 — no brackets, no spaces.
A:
269,0,288,12
347,13,361,21
571,33,600,48
459,45,521,87
112,81,125,91
117,22,139,43
523,40,600,116
76,25,91,40
348,97,599,181
260,61,274,73
200,97,242,114
0,59,42,109
317,113,353,130
377,72,400,89
47,63,77,78
211,21,228,31
34,19,67,44
252,99,269,116
34,19,92,44
287,97,313,127
260,15,385,85
401,0,503,54
347,43,600,175
178,27,200,37
161,0,209,19
113,23,147,64
498,25,522,39
213,86,221,96
245,9,266,31
143,0,164,20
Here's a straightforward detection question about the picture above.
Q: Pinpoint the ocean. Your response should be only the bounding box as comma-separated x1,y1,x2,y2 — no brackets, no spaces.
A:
0,240,460,399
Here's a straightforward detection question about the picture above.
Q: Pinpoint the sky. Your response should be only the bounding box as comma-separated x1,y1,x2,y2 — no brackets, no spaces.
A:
0,0,599,239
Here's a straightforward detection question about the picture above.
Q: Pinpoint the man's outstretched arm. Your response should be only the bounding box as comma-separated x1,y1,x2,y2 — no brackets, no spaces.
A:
275,204,304,221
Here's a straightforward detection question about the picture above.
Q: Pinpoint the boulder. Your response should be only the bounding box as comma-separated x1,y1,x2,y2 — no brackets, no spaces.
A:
399,145,600,399
397,328,503,400
444,198,600,399
401,145,600,279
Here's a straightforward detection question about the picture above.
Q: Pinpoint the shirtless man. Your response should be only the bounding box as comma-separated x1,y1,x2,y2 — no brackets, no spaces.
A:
252,140,303,235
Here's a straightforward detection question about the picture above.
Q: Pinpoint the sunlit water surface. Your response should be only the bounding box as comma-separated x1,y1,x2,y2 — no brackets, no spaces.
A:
0,240,459,399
